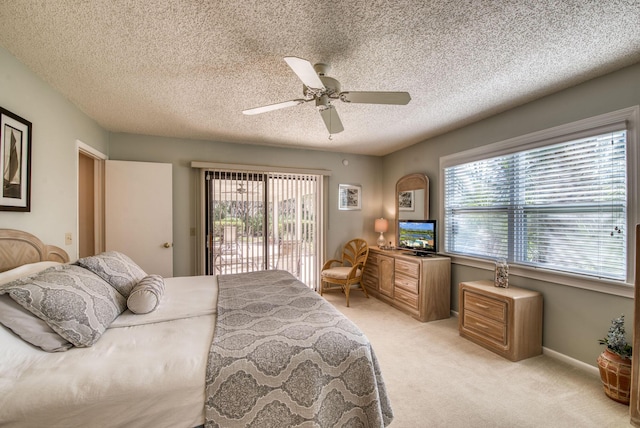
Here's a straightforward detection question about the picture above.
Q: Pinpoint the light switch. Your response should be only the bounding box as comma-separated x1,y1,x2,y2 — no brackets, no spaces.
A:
65,233,72,245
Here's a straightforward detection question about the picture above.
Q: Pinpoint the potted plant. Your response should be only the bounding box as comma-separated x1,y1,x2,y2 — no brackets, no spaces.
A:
597,314,632,404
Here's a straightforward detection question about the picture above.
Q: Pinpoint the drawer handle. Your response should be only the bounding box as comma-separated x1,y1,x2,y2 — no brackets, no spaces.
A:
474,322,490,330
474,303,490,309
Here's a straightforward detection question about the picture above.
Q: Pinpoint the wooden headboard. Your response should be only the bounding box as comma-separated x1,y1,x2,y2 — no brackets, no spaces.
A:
0,229,70,272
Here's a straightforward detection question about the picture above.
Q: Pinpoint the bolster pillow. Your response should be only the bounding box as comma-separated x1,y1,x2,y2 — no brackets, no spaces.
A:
127,274,165,314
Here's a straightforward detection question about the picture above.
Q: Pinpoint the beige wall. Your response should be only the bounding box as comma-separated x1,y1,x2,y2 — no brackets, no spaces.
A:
0,47,109,257
382,62,640,366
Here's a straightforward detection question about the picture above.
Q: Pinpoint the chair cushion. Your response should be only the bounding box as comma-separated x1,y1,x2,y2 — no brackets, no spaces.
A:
321,266,362,280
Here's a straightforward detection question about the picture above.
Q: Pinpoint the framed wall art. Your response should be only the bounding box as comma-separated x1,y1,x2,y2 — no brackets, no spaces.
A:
398,190,414,211
0,107,32,211
338,184,361,211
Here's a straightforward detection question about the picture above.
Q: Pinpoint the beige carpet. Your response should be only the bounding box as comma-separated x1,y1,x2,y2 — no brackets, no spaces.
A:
322,291,631,428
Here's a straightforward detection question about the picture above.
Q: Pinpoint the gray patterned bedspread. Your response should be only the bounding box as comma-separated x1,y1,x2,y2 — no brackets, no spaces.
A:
205,270,393,427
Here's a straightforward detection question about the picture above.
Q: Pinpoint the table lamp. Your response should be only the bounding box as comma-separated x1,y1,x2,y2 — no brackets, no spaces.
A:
375,218,389,248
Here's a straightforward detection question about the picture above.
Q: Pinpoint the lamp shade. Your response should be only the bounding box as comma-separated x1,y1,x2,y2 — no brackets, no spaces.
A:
375,218,389,233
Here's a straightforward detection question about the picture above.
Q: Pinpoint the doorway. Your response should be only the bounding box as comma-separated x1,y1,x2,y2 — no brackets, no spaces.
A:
77,142,106,258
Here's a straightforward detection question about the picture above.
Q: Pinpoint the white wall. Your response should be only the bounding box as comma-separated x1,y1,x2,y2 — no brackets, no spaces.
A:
0,47,109,257
382,62,640,366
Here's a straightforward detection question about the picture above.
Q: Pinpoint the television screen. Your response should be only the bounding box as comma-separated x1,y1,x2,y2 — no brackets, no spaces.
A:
397,220,437,255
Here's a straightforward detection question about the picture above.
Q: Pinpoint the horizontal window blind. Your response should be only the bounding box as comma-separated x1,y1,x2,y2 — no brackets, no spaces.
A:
444,129,627,280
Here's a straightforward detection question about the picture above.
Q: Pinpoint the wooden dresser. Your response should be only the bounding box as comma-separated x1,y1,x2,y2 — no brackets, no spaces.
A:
362,248,450,322
458,281,543,361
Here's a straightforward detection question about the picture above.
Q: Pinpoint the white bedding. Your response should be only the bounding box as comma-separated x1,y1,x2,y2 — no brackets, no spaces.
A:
110,275,218,328
0,275,219,428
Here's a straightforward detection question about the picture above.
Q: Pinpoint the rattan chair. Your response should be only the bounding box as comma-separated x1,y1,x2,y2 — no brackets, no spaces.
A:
320,238,369,307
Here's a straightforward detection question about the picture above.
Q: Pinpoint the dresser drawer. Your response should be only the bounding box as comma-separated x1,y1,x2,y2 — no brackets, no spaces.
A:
395,272,419,293
363,276,377,290
395,259,419,278
463,311,506,345
394,286,418,309
463,291,507,323
364,263,378,279
367,255,379,268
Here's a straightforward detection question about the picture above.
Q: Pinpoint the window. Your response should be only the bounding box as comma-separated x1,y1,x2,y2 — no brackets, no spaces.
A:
441,107,638,285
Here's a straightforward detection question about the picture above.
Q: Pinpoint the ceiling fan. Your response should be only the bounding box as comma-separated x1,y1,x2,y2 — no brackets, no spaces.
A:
242,56,411,134
218,182,249,195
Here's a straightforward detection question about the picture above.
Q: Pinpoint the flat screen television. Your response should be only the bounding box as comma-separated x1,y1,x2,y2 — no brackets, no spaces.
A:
397,219,437,256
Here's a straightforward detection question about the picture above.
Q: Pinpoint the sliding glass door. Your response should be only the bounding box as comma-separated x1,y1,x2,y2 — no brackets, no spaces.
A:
204,169,322,288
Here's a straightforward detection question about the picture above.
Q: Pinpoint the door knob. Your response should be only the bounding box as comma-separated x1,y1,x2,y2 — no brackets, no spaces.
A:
163,242,172,248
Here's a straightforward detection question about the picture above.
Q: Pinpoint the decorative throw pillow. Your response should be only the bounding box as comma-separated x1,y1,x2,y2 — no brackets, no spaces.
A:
76,251,147,298
0,295,73,352
0,261,74,351
0,264,127,347
127,274,165,314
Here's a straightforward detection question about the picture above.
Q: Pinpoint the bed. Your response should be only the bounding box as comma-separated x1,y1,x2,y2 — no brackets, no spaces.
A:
0,229,393,427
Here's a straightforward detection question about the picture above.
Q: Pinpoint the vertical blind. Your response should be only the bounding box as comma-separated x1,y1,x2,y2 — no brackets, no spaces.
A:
205,170,265,275
266,173,320,288
443,129,627,280
205,169,322,288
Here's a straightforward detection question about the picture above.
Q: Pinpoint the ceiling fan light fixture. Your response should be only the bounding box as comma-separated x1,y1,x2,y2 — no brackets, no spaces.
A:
316,94,329,111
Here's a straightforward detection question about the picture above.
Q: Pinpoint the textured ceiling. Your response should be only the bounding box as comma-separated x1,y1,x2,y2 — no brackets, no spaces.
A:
0,1,639,155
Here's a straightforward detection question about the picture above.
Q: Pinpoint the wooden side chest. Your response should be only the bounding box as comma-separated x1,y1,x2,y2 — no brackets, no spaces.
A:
459,280,543,361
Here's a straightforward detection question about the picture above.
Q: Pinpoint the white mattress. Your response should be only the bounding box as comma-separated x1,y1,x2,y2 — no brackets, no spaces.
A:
0,275,219,428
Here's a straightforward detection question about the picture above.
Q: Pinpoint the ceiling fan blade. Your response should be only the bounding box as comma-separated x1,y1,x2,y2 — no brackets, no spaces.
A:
339,91,411,105
284,56,325,90
319,106,344,134
242,99,306,115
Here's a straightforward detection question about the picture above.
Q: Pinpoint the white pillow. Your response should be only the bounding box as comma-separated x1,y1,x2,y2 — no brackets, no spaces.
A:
0,295,73,352
0,261,61,285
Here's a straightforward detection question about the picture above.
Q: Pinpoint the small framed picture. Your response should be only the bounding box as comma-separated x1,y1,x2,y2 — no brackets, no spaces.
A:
0,107,32,212
338,184,361,211
399,190,414,211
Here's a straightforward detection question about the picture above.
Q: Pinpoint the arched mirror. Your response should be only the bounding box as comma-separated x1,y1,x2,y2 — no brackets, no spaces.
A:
396,173,429,224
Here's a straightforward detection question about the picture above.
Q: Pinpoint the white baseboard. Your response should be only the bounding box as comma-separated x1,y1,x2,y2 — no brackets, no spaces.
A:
543,347,599,377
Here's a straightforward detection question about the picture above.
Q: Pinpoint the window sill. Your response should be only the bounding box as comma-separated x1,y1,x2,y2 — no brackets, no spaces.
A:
444,253,634,299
